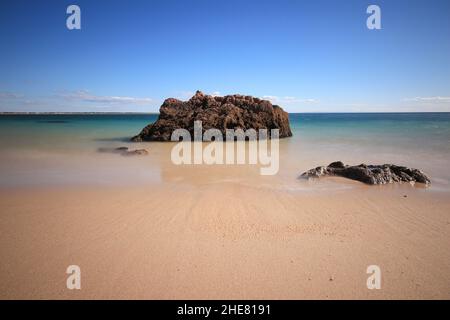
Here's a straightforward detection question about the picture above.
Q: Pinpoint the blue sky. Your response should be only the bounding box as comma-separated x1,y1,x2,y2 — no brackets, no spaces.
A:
0,0,449,112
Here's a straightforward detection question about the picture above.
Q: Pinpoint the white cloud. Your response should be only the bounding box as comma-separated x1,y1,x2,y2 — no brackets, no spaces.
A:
1,90,157,112
175,90,222,100
262,95,318,105
403,96,450,103
59,90,153,105
174,91,317,106
0,92,23,99
173,90,194,100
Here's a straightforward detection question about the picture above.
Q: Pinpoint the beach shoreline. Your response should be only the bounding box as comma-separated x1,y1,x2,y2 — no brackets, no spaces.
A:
0,113,449,299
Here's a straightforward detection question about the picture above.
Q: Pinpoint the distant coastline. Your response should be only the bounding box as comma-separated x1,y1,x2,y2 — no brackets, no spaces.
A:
0,112,159,115
1,111,450,115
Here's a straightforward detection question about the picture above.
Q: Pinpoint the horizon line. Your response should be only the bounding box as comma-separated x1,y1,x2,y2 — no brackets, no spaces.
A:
1,111,450,115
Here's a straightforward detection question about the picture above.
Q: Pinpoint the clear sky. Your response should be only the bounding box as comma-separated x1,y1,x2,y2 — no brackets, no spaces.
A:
1,0,449,112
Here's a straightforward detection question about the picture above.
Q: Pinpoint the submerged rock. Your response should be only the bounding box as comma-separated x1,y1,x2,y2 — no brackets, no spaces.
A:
97,147,148,156
131,90,292,141
301,162,430,186
97,147,129,154
121,149,148,156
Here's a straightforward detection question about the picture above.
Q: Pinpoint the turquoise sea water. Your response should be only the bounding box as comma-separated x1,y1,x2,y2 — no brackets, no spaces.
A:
1,112,449,148
292,113,450,149
0,113,449,189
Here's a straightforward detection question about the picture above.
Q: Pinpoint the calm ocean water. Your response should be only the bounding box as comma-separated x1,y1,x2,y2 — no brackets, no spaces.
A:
0,113,449,189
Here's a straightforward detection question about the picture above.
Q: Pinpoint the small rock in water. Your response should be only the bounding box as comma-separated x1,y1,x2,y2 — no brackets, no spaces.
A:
301,162,430,186
98,147,129,154
97,146,148,156
121,149,149,156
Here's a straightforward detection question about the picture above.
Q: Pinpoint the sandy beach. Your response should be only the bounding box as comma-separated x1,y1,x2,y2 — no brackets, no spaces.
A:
2,0,450,304
1,179,449,299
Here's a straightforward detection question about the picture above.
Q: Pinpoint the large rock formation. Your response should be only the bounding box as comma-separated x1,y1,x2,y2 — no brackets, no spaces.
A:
301,161,430,185
132,91,292,141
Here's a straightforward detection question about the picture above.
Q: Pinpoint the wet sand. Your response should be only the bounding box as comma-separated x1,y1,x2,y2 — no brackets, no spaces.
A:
0,181,449,299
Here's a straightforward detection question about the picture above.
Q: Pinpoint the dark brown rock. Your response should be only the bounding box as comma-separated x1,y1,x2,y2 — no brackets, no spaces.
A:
97,147,148,156
131,91,292,141
301,162,430,186
97,147,129,154
121,149,149,156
